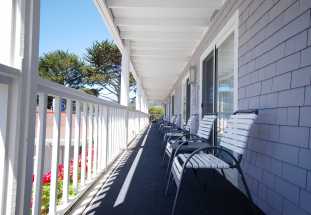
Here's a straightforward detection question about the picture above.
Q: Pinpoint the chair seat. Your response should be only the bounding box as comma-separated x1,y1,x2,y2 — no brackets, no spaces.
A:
175,153,230,170
165,141,207,156
166,132,184,137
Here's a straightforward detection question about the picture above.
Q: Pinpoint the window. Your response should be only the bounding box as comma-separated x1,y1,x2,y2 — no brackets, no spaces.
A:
171,95,175,116
216,33,235,136
200,11,238,145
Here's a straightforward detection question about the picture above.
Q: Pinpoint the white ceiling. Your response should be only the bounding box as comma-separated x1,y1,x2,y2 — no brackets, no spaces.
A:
105,0,225,101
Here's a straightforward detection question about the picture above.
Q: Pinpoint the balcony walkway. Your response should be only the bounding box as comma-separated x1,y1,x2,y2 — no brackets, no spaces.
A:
71,124,264,215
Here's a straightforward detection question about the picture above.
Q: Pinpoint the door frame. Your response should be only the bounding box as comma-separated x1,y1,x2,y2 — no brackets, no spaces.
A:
181,72,190,125
199,10,239,118
170,91,175,116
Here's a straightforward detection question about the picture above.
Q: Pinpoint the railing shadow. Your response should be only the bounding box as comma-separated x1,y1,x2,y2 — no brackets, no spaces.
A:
75,124,263,215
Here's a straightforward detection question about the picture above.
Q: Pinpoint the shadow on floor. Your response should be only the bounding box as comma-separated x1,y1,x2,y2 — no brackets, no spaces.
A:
80,124,264,215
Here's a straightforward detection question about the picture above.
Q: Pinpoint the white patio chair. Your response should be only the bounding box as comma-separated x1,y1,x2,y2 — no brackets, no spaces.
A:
166,110,258,215
162,114,216,176
162,114,182,141
163,114,195,146
160,115,177,133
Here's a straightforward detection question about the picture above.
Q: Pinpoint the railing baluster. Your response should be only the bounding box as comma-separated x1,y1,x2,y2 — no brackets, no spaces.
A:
49,96,61,215
81,102,88,186
103,106,108,169
73,101,81,193
112,108,117,159
117,109,120,150
93,104,98,177
63,99,72,204
112,108,115,159
106,107,110,164
121,110,125,148
97,106,102,172
32,93,47,215
87,104,93,180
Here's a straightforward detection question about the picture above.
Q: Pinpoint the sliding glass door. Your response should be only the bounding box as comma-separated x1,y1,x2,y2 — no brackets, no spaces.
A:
186,79,191,122
201,51,215,117
216,33,235,137
201,33,236,142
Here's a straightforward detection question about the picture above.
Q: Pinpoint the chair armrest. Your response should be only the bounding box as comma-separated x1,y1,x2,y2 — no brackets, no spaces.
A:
181,146,241,169
173,139,206,158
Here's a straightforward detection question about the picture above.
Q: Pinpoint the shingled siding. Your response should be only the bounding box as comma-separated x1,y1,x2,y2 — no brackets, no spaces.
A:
238,0,311,214
168,0,311,214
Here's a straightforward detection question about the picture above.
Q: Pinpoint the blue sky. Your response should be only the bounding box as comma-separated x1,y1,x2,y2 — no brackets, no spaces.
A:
39,0,112,58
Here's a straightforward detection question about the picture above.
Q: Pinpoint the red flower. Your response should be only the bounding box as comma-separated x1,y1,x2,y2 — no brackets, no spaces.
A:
42,171,51,184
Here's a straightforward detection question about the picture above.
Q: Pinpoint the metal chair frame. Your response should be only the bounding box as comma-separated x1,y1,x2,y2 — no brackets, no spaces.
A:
165,110,258,215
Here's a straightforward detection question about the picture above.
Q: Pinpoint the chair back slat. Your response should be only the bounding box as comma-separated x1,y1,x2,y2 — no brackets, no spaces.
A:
219,111,257,154
170,115,176,123
196,115,216,140
184,115,197,132
183,118,192,132
174,114,182,128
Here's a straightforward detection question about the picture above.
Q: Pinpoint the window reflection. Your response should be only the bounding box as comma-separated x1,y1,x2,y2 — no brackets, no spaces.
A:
217,33,234,137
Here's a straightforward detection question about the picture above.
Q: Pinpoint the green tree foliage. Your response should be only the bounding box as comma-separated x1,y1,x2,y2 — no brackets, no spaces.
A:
84,40,136,102
38,41,137,103
39,50,85,89
149,106,164,121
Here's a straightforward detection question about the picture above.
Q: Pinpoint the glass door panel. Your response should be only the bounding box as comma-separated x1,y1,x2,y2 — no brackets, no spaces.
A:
216,33,235,137
201,52,215,117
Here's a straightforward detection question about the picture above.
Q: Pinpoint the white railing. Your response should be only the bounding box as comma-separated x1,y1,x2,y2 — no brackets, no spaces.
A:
30,78,149,215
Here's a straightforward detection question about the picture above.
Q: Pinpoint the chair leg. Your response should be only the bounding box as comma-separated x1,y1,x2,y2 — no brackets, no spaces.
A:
162,144,168,163
165,172,173,196
165,154,174,177
171,176,183,215
237,166,253,202
237,166,257,214
220,169,226,179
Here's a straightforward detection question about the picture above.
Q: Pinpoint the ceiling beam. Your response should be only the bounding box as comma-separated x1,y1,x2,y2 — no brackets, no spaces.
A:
131,56,190,61
131,50,190,58
119,25,205,33
120,31,201,42
130,41,195,50
115,17,209,27
131,47,193,53
107,0,222,9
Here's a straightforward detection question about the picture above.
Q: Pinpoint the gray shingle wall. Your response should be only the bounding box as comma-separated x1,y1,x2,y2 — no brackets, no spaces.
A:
169,0,311,213
237,0,311,214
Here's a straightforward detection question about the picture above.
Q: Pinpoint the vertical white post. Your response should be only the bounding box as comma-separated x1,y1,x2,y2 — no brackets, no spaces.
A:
111,109,115,157
81,103,88,186
32,93,47,215
0,84,8,215
93,104,98,177
116,109,120,151
87,104,93,180
102,106,107,170
106,107,110,164
49,96,61,215
62,99,72,204
73,101,80,193
14,0,41,214
136,84,141,111
120,41,130,106
141,95,144,113
97,106,102,172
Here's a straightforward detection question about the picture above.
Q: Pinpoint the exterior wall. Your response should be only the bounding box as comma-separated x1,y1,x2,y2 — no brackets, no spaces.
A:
169,0,311,214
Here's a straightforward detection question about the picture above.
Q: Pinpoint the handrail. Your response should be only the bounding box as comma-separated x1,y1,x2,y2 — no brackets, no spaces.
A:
37,77,148,115
0,63,21,83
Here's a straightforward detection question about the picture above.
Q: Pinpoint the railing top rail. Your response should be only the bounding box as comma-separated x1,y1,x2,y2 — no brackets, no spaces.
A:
37,77,148,115
0,63,21,84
